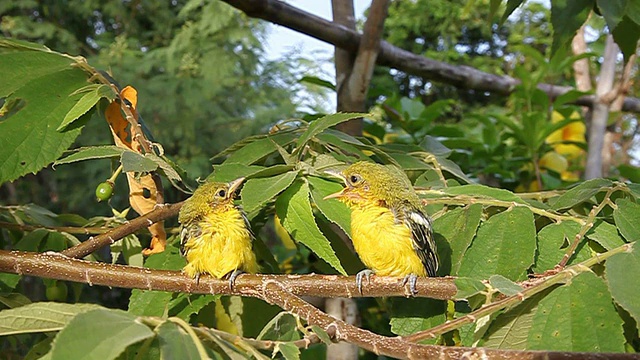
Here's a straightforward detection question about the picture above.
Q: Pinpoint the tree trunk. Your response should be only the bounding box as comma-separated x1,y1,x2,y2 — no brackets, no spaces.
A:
585,35,618,179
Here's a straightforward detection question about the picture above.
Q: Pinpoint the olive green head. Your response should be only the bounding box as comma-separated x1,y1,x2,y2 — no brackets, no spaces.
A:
324,161,418,207
178,177,245,224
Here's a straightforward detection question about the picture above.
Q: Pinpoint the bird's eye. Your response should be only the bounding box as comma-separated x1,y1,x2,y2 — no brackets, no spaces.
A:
217,189,226,198
349,174,361,184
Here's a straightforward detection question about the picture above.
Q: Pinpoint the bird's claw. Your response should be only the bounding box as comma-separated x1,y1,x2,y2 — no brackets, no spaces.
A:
227,269,243,291
402,274,418,296
356,269,375,294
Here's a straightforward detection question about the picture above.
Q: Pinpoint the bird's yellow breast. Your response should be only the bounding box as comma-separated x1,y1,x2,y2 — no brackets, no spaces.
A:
182,206,257,279
350,203,426,277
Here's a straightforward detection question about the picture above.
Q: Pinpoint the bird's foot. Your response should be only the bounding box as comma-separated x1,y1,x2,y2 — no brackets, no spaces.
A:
195,273,201,286
402,274,419,296
356,269,375,295
227,269,243,291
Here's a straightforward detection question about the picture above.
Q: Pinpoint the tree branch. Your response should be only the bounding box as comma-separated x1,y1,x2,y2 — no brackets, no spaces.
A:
60,201,183,259
0,249,456,299
222,0,640,113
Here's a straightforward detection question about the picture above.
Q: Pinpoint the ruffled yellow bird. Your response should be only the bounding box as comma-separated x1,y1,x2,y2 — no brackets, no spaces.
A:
178,178,258,288
324,161,438,294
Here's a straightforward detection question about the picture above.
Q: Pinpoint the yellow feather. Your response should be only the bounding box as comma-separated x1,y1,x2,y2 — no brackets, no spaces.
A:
350,201,427,277
182,204,258,279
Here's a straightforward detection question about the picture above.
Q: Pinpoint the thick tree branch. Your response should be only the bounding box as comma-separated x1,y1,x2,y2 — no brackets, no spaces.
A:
222,0,640,113
0,250,456,299
61,201,183,259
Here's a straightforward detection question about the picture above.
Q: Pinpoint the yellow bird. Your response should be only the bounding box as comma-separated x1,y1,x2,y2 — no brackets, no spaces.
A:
324,161,438,294
179,177,258,288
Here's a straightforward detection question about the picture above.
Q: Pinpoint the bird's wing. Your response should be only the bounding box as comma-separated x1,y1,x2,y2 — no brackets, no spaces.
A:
179,222,202,257
404,209,439,277
239,207,256,242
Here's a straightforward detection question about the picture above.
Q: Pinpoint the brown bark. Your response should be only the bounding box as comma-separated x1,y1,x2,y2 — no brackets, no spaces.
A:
221,0,640,113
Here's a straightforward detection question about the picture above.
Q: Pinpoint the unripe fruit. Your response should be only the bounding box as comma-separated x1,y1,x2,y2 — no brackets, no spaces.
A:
95,181,114,202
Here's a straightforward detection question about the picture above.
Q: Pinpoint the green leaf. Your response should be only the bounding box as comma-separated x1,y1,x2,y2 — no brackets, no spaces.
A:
389,298,446,341
489,275,523,296
209,163,265,183
596,0,625,31
57,84,115,131
0,68,89,183
0,293,31,309
550,0,595,56
307,176,352,237
54,146,125,165
168,294,218,321
274,342,300,360
294,113,367,155
128,247,185,317
308,325,333,345
257,312,301,341
241,171,298,213
482,292,541,349
299,76,335,91
454,277,486,300
50,308,154,360
606,243,640,332
528,272,625,352
611,15,640,61
458,207,536,281
441,184,526,204
156,321,201,360
0,302,102,335
433,204,483,275
614,198,640,242
275,180,346,275
617,164,640,183
120,151,158,173
586,220,626,250
550,178,613,210
500,0,525,24
220,132,297,165
534,221,589,272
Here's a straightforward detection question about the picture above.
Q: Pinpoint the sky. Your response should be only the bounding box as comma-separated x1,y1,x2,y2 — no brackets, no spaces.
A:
264,1,370,111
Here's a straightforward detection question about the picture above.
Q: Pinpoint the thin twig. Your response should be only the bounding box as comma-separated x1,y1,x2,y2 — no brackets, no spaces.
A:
60,201,183,259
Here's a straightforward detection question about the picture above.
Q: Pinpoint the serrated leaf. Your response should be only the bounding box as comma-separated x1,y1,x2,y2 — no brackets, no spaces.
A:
433,204,483,275
307,176,352,236
586,220,626,250
551,178,613,210
528,272,625,352
613,198,640,242
458,207,536,281
241,171,298,213
441,185,526,204
54,146,125,165
120,151,158,173
0,302,103,335
606,243,640,332
128,247,185,316
389,298,446,341
454,277,486,300
50,308,154,360
275,180,346,275
0,68,89,183
489,275,523,296
294,113,367,154
534,221,589,272
156,321,201,360
58,84,114,131
482,292,542,349
275,342,300,360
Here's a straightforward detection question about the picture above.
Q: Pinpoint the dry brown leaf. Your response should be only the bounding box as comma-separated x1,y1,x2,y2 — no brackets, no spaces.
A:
104,85,166,255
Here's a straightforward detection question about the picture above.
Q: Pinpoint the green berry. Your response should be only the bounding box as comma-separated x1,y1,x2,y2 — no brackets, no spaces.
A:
46,281,68,302
95,181,114,202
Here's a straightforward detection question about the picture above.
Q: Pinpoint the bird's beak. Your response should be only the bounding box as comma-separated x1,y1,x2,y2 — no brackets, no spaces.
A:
323,188,346,200
323,169,347,200
227,177,246,197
